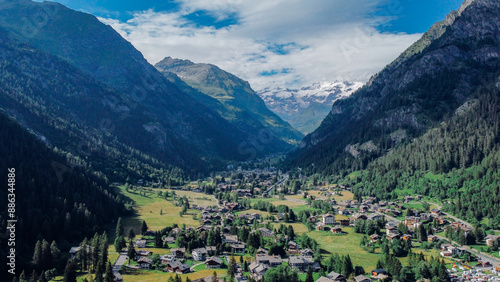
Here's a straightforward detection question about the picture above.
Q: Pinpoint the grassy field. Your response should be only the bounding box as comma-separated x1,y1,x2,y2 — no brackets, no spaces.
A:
273,222,310,234
121,268,228,281
332,191,354,202
250,197,279,204
273,200,306,207
307,227,381,271
116,186,200,235
170,190,217,207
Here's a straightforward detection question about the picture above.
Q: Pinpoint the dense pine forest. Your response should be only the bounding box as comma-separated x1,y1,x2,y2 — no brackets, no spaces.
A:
0,111,128,274
346,80,500,227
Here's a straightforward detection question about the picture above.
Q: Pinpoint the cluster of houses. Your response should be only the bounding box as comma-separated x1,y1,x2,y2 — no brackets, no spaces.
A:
248,247,320,281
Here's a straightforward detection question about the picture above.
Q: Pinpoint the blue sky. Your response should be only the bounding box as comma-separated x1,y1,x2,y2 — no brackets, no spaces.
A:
42,0,465,90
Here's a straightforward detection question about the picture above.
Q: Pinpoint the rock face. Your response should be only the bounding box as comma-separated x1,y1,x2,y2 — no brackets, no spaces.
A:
289,0,500,173
257,81,363,134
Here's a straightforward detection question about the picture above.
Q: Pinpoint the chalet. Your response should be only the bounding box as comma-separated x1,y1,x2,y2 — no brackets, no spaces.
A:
137,257,153,269
164,260,190,274
486,235,500,247
226,203,239,210
170,248,186,259
435,217,447,225
163,237,175,244
160,254,175,264
326,271,346,282
404,216,422,229
404,196,414,203
351,213,368,220
316,277,335,282
249,262,268,281
391,210,402,217
367,213,382,221
338,208,350,216
370,234,381,243
224,235,239,244
135,239,147,248
205,257,223,268
258,228,274,237
331,227,342,234
230,243,246,254
192,248,208,261
323,214,336,225
203,219,213,225
386,226,398,236
135,250,152,260
256,247,269,255
288,256,313,271
354,275,372,282
255,254,282,266
69,246,81,259
387,233,400,241
288,241,300,254
371,269,388,278
427,235,439,243
301,248,314,257
333,220,347,228
359,205,369,213
308,216,317,223
430,209,442,216
206,246,217,255
402,234,412,241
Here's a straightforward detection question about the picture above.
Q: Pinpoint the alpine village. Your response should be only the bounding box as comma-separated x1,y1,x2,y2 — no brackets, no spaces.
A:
1,0,500,282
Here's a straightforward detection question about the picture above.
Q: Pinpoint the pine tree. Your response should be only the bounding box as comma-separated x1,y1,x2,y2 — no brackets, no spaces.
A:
50,241,61,269
128,228,136,240
305,266,314,282
141,220,148,235
127,241,136,264
41,239,52,270
63,260,77,282
105,260,114,282
32,240,42,270
29,270,37,282
116,217,124,238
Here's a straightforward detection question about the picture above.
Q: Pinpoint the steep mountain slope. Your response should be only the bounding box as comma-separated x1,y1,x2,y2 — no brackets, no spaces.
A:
289,0,500,177
257,81,363,134
0,110,127,273
0,0,276,176
155,57,304,146
0,26,183,181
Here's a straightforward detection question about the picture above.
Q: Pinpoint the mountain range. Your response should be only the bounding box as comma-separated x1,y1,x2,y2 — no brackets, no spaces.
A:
257,81,363,134
288,0,500,221
155,57,303,148
0,0,300,182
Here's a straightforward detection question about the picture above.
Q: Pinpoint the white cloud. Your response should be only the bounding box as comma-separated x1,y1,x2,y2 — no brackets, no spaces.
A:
100,0,422,90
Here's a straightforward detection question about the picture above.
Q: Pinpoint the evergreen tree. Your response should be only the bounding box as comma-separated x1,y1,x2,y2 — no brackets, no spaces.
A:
128,228,136,241
305,266,314,282
63,261,77,282
50,241,61,270
127,241,136,264
418,224,428,242
114,236,126,252
105,261,114,282
116,217,124,238
141,220,148,235
32,240,42,270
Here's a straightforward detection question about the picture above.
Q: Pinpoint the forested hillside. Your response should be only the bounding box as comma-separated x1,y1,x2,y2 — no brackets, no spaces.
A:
347,78,500,227
0,111,128,273
286,0,500,227
290,0,500,177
